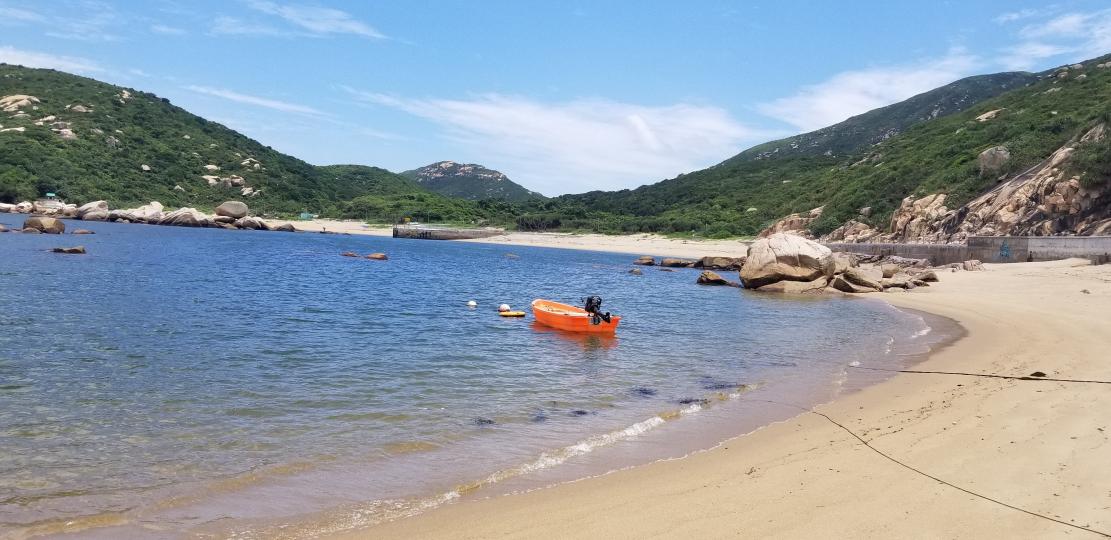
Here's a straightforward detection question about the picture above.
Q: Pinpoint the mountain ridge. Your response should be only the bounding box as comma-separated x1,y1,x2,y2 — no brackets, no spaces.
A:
402,161,543,202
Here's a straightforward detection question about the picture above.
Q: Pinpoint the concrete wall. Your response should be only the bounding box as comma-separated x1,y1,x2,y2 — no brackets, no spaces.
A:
392,226,505,240
826,236,1111,265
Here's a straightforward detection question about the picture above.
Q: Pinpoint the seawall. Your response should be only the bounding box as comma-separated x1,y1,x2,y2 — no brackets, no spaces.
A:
825,236,1111,265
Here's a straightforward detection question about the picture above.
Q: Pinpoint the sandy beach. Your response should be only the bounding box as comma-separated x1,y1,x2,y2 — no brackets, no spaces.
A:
337,259,1111,539
264,219,751,259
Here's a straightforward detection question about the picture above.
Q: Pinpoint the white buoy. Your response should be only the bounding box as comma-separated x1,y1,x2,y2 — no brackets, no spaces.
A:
467,300,477,308
498,304,511,312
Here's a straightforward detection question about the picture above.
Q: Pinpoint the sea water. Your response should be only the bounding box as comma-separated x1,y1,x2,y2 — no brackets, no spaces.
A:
0,214,953,538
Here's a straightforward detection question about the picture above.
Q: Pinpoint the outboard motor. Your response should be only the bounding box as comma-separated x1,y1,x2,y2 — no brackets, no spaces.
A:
583,296,612,325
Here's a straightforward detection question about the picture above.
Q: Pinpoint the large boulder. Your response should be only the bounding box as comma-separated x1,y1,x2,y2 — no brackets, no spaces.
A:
0,224,7,232
14,201,32,213
842,267,884,290
215,201,249,219
0,203,14,213
158,207,211,227
740,233,833,289
754,276,829,294
978,146,1011,176
696,270,739,287
831,275,878,293
274,223,297,232
828,252,858,275
23,216,65,234
77,200,110,221
31,199,67,215
633,256,656,266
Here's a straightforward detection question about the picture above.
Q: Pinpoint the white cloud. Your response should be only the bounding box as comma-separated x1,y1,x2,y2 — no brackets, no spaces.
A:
0,6,44,22
994,8,1049,24
345,88,763,195
245,1,386,39
756,50,979,132
150,23,186,35
210,16,287,37
186,85,324,116
1001,9,1111,71
0,46,103,73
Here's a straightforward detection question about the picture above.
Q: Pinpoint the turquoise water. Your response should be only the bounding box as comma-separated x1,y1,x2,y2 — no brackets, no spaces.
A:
0,215,947,538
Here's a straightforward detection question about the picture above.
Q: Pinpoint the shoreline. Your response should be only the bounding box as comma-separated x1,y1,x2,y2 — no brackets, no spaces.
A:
337,258,1111,539
262,218,751,258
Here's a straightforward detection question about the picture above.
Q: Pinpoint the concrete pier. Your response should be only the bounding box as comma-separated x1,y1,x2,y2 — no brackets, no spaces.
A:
392,225,506,241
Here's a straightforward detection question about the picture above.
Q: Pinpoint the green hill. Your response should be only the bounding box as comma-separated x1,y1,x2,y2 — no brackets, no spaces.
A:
0,64,484,221
515,56,1111,237
402,161,543,202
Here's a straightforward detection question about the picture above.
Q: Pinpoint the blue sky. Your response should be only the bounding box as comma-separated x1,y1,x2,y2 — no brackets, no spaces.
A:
2,1,1110,195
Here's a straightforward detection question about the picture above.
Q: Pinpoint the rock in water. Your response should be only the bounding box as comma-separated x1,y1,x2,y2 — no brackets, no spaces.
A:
694,256,746,270
274,223,297,232
628,268,643,275
659,258,694,268
0,224,7,232
72,229,95,235
697,270,739,287
633,255,656,266
740,233,832,289
233,216,268,230
51,246,86,254
215,201,249,219
23,216,65,234
755,276,829,294
341,251,358,257
366,253,388,260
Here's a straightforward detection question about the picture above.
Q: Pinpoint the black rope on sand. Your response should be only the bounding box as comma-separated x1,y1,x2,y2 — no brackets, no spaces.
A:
744,398,1111,538
848,365,1111,385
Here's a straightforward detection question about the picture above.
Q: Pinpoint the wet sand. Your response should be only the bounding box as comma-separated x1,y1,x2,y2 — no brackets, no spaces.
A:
335,259,1111,539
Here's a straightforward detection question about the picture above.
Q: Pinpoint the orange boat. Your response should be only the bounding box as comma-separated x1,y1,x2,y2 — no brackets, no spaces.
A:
531,299,621,334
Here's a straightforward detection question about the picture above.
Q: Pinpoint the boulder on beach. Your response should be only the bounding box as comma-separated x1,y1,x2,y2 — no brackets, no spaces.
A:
274,223,297,232
366,253,388,260
110,201,163,223
828,252,858,275
0,203,14,213
15,201,33,213
659,258,694,268
214,215,236,224
831,275,878,293
842,267,884,291
215,201,249,219
51,246,86,254
158,207,210,227
696,270,739,287
739,233,832,289
880,264,901,278
915,271,940,282
633,255,656,266
23,216,65,234
77,200,109,221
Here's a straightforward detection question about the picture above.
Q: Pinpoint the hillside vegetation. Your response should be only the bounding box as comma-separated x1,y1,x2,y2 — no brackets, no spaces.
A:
0,64,485,222
403,161,543,202
516,57,1110,237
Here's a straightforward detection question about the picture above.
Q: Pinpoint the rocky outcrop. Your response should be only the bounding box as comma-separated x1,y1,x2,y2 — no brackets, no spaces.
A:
110,201,164,223
14,201,32,213
23,216,65,234
840,267,884,291
215,201,249,219
274,223,297,232
233,216,269,230
754,276,829,294
633,256,656,266
822,219,882,243
158,208,211,227
77,200,109,221
757,207,823,238
740,233,833,288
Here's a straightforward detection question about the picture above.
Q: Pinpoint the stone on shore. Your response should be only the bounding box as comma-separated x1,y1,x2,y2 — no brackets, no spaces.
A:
634,256,656,266
234,216,268,230
23,216,65,234
15,201,32,213
51,246,86,254
697,270,739,287
215,201,249,219
77,200,109,221
274,223,297,232
842,266,884,290
0,203,14,213
110,201,163,223
740,233,832,289
831,275,878,293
